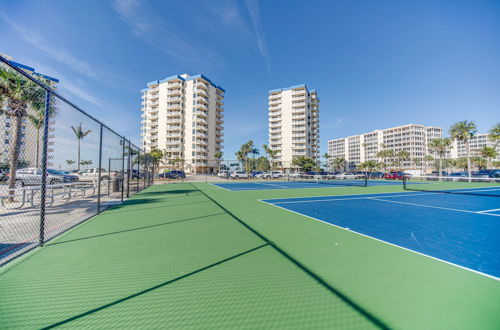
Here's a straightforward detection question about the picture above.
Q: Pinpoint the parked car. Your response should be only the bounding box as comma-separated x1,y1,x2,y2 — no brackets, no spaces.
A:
477,169,500,179
217,170,230,178
262,171,283,179
384,171,410,180
0,170,7,181
78,168,113,181
335,172,364,180
288,172,302,178
366,171,384,179
12,168,79,187
446,172,469,182
230,171,249,179
159,170,186,179
250,171,263,178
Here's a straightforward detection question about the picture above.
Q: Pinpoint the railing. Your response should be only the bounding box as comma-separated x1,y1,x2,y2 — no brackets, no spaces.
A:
0,56,153,266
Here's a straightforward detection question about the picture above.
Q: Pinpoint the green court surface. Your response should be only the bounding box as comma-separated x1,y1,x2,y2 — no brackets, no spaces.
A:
1,183,499,329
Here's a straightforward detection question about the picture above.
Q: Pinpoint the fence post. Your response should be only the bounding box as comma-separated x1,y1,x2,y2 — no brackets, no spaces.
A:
97,124,103,213
39,89,51,246
137,150,140,192
121,138,125,201
126,141,131,197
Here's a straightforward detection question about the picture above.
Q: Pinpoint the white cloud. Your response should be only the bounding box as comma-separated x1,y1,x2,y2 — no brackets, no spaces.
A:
245,0,272,76
1,12,114,82
111,0,218,66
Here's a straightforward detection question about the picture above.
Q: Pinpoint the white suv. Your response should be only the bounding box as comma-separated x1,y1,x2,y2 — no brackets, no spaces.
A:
230,171,249,179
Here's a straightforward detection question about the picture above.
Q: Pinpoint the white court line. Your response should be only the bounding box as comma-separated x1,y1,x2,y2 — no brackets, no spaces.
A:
477,208,500,214
259,199,500,281
208,182,231,191
271,192,439,204
371,198,500,217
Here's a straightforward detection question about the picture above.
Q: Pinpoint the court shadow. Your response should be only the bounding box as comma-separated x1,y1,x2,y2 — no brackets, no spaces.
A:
46,212,225,246
40,244,268,329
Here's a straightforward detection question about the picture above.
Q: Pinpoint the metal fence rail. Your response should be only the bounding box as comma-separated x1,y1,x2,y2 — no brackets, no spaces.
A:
0,56,152,266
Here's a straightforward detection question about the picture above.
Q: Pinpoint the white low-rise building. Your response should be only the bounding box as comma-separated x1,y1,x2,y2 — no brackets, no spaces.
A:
328,124,443,173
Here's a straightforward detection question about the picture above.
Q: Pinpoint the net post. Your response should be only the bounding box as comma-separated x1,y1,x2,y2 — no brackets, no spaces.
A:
364,174,368,187
403,175,407,190
121,138,125,202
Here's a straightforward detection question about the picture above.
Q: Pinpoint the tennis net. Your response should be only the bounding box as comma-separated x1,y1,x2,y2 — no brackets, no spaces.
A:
288,175,368,187
403,175,500,197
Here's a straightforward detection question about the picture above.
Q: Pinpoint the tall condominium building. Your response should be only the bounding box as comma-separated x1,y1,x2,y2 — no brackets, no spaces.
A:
450,134,500,161
140,74,224,173
0,54,59,168
268,84,320,166
328,124,443,171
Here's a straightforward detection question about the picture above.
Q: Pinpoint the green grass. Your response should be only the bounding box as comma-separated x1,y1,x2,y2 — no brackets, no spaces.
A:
0,182,498,329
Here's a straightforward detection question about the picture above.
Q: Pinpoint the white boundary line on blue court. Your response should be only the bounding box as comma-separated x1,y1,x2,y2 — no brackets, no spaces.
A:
259,198,500,281
478,208,500,213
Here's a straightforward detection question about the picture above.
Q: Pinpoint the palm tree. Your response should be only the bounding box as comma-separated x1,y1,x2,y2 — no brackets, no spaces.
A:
479,146,497,169
450,120,477,179
26,96,56,167
332,157,346,172
71,123,92,171
359,160,379,177
322,153,330,171
148,149,163,175
424,155,434,175
250,147,259,171
428,138,452,180
395,150,410,170
80,160,93,169
489,123,500,148
412,157,423,175
66,160,75,171
0,66,45,200
263,144,279,175
214,151,223,173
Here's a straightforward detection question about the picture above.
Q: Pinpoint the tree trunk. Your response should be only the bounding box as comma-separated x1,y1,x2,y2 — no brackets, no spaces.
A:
8,116,23,201
466,140,471,182
77,139,81,171
438,158,442,181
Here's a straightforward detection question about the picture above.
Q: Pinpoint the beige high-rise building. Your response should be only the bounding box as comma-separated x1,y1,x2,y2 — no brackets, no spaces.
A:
140,74,224,173
328,124,443,173
268,84,320,166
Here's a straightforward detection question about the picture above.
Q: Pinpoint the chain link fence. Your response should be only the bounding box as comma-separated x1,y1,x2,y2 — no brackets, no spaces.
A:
153,158,324,183
0,56,152,265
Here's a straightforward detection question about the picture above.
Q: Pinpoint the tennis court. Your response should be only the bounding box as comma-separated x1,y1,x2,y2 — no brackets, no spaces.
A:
262,187,500,279
1,182,499,329
212,179,404,191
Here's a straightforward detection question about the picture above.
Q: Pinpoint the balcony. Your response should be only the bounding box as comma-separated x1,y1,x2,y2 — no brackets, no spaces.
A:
149,101,159,107
195,110,208,118
167,103,182,110
167,118,183,124
196,96,209,104
167,110,182,117
196,132,209,138
196,117,207,125
196,125,208,132
166,133,183,138
195,103,208,111
196,88,208,97
166,140,182,146
168,82,183,88
197,82,209,90
167,89,182,96
292,89,306,96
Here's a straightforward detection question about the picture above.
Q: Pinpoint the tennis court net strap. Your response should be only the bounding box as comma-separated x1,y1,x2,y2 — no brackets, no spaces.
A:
403,175,500,197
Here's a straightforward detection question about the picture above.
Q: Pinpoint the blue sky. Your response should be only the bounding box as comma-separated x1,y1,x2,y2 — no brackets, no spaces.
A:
1,0,499,159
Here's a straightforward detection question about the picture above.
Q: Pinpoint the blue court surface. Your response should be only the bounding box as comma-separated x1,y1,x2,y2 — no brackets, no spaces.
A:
212,180,403,191
262,187,500,279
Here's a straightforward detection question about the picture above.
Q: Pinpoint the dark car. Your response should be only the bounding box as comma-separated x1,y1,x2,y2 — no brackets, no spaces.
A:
160,170,186,179
477,169,500,179
367,171,384,179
